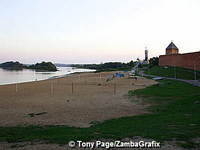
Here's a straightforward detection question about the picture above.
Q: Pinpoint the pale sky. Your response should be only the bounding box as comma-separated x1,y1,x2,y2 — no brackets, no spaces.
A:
0,0,200,64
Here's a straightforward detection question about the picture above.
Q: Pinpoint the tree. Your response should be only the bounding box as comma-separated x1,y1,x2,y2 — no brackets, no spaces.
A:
149,57,159,67
127,60,135,67
28,62,57,71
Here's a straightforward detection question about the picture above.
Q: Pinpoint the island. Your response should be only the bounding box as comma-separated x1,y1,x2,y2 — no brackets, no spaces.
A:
0,61,25,70
28,62,57,71
0,61,57,72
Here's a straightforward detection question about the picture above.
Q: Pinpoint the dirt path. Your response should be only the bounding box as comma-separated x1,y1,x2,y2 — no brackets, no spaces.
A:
140,71,200,87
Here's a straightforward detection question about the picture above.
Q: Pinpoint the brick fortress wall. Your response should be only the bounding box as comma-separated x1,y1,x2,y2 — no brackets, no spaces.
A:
159,52,200,70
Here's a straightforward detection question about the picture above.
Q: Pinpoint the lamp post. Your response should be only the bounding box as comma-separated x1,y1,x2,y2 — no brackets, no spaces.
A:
193,54,200,80
173,55,177,79
174,66,176,79
194,63,196,80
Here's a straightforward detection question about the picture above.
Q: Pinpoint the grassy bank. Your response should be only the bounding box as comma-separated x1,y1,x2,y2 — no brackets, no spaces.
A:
0,80,199,148
144,66,200,80
94,67,131,73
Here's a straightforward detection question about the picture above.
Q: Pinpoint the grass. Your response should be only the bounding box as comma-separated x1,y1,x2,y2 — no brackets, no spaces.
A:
144,66,200,80
0,80,199,148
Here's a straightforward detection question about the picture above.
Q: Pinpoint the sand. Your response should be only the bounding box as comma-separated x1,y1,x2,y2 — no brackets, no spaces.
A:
0,71,156,127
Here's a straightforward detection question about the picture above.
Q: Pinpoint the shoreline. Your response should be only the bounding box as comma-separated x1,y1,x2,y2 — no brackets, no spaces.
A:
0,68,95,86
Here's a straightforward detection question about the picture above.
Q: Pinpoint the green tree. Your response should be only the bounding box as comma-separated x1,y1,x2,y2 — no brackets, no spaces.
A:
149,57,159,67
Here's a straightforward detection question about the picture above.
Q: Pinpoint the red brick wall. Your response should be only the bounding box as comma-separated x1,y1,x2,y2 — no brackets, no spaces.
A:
159,52,200,70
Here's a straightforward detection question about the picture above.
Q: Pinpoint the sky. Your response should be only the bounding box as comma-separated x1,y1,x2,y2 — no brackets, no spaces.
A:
0,0,200,64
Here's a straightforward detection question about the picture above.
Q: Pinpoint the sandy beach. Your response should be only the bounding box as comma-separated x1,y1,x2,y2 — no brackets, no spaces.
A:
0,71,156,127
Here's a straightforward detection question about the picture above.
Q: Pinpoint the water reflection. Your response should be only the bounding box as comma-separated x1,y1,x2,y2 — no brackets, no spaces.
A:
0,67,94,85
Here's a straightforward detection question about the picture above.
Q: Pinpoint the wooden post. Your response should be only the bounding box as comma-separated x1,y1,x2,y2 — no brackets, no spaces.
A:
15,83,18,93
72,82,74,94
114,83,116,95
51,81,53,96
99,73,102,85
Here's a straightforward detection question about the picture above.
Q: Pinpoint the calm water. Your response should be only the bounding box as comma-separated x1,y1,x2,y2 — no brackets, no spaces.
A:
0,67,94,85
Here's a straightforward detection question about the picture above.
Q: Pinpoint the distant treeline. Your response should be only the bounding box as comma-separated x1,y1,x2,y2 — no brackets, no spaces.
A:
0,61,25,70
71,61,136,72
0,58,159,72
0,61,57,71
29,62,57,71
